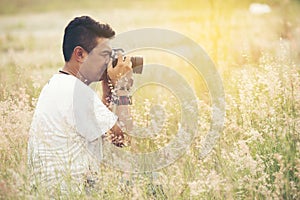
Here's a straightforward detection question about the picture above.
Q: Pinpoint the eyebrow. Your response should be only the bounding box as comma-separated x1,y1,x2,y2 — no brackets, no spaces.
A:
100,50,112,54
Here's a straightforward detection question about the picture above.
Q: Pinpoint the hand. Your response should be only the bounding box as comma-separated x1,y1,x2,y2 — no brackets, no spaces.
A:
107,126,131,148
107,52,133,89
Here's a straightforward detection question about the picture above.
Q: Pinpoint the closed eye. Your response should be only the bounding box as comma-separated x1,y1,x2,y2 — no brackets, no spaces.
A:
99,51,112,57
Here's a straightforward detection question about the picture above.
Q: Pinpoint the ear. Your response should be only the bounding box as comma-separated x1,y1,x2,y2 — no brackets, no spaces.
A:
73,46,88,63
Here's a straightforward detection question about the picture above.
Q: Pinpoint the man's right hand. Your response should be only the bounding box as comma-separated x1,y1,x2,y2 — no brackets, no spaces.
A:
107,52,133,88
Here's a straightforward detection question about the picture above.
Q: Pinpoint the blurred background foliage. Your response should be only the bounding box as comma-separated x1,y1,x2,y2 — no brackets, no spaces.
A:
0,0,298,15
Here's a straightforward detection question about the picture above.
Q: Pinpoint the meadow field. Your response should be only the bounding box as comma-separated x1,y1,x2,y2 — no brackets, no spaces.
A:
0,0,300,199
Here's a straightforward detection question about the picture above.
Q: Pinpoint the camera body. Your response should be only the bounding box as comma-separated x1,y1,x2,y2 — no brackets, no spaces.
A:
111,48,143,74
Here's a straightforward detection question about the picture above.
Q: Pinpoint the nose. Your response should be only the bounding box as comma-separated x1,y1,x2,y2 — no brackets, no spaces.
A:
105,56,111,65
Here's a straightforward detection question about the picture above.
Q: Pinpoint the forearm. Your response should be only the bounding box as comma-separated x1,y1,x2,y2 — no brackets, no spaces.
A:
112,90,133,132
102,78,133,129
102,80,133,146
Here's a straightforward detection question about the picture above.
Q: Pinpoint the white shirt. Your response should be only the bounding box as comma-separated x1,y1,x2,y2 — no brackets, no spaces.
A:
27,73,117,190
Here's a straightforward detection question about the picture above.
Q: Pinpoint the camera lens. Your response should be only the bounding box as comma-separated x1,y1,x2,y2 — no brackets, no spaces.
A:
131,56,143,74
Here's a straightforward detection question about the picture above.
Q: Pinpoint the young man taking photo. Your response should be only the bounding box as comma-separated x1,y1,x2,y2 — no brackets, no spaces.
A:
27,16,133,194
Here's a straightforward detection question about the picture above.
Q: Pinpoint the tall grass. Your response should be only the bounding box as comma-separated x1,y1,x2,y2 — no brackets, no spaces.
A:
0,0,300,199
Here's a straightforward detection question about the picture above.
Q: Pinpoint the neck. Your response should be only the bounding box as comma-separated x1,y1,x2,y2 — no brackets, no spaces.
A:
62,62,90,85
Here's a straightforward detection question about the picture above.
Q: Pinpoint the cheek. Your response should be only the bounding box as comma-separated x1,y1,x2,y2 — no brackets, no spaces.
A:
95,60,107,77
87,55,107,74
89,57,102,70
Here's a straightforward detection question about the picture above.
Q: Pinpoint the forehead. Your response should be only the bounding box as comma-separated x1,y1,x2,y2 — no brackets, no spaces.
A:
94,38,111,50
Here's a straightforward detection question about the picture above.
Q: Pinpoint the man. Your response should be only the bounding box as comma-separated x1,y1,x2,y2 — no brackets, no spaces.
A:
27,16,133,193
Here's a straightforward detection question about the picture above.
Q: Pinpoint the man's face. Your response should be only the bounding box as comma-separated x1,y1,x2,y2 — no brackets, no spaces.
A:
79,37,112,83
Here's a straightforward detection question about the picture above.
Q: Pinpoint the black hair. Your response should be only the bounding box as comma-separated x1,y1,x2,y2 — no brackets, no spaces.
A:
62,16,115,62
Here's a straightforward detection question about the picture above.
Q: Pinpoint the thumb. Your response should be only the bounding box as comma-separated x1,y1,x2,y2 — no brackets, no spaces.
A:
107,59,113,72
117,52,123,63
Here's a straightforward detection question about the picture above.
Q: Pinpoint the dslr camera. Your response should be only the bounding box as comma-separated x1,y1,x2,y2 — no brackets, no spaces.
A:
111,48,143,74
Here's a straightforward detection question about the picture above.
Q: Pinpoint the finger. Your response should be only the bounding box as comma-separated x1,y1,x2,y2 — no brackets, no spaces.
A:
126,69,133,81
124,55,131,62
107,59,113,69
117,52,123,63
124,56,132,68
107,59,113,71
107,60,116,81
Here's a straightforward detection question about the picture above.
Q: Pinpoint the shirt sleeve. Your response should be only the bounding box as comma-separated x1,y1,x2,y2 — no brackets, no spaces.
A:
73,80,117,142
